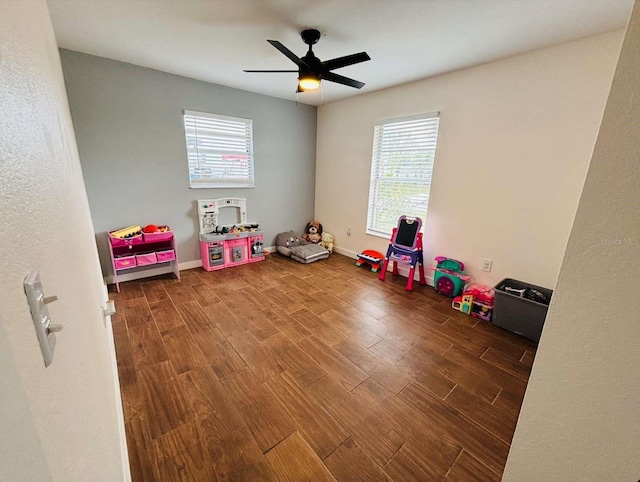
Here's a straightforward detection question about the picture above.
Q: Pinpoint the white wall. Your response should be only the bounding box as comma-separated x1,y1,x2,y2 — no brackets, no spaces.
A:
315,31,623,288
504,2,640,479
0,0,126,480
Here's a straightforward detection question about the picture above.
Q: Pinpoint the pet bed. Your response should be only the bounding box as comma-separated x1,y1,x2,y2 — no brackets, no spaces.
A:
276,230,330,264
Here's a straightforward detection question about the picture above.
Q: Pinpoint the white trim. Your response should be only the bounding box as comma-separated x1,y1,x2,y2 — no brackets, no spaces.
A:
178,259,204,270
333,246,359,259
390,261,435,286
102,284,131,482
365,229,391,239
105,259,203,285
374,111,440,126
366,114,440,235
183,110,254,189
183,109,252,125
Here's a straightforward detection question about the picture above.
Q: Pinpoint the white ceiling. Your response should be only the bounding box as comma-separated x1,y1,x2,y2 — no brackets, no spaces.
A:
48,0,633,106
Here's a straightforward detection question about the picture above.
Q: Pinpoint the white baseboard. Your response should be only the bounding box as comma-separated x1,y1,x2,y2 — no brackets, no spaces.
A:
105,259,202,285
333,246,359,259
334,246,435,286
106,247,434,288
104,249,281,285
178,259,204,270
101,284,131,481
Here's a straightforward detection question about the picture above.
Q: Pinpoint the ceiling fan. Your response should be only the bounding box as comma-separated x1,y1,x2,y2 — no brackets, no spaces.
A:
244,28,370,92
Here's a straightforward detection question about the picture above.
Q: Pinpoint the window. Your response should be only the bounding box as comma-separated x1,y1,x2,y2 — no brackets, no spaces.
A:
183,110,254,188
366,113,440,237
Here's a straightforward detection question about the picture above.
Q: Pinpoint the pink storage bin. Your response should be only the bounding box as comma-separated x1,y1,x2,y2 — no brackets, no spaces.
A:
156,249,175,262
114,255,137,270
142,230,173,242
109,232,143,248
136,252,157,266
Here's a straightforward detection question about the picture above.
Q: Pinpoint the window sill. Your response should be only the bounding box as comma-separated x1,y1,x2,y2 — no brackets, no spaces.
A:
190,185,255,189
366,229,391,240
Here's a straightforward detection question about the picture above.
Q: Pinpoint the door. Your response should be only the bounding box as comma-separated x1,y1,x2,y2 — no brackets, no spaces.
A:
0,0,128,480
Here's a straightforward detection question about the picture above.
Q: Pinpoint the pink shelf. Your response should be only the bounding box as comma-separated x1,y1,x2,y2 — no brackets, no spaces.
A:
108,230,180,292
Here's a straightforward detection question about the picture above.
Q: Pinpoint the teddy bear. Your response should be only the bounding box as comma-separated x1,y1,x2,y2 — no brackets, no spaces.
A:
302,221,323,244
319,232,334,253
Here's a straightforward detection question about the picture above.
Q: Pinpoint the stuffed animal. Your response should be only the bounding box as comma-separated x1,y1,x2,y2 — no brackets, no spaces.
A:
302,221,323,244
319,232,334,253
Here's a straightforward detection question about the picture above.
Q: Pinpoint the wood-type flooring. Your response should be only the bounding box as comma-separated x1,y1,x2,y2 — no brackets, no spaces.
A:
110,253,536,481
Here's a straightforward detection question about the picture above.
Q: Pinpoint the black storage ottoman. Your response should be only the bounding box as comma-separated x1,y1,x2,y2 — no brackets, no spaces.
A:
492,278,553,342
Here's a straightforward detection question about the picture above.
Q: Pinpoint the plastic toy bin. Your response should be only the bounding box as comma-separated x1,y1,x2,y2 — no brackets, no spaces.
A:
136,252,158,267
109,233,143,248
114,255,137,270
492,278,553,342
142,230,173,242
156,249,176,262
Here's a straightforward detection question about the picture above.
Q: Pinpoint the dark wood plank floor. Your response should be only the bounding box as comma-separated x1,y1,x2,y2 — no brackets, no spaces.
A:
110,253,536,481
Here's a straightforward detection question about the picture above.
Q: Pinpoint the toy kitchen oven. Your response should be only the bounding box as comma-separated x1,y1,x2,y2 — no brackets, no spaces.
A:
198,197,264,271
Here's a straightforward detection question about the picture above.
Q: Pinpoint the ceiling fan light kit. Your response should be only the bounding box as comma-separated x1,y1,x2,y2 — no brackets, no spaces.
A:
244,28,370,93
298,72,320,90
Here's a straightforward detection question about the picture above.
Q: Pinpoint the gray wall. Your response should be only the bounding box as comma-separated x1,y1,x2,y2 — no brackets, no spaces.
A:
60,49,317,276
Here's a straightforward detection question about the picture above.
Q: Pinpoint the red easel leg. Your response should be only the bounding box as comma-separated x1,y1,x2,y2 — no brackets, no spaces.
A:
378,258,389,281
419,263,426,285
392,261,399,275
406,266,415,291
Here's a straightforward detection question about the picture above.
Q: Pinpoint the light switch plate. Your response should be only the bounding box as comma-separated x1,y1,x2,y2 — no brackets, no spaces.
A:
24,271,60,367
481,258,493,272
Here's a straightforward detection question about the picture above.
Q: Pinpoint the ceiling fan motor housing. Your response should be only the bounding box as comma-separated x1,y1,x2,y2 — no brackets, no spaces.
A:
301,29,321,46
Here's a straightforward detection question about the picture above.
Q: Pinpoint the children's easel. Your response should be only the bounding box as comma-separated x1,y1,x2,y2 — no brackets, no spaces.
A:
378,216,426,291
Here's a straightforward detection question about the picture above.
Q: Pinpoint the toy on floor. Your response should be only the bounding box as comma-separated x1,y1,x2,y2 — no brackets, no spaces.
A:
430,256,471,297
378,216,426,291
452,284,495,321
302,221,323,243
319,232,334,253
356,249,384,272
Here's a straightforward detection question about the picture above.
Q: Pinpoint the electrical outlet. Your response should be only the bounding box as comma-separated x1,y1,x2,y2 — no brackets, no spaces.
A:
347,226,351,236
481,258,493,272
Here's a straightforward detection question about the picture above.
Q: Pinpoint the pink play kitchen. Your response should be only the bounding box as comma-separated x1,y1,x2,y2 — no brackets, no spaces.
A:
198,197,264,271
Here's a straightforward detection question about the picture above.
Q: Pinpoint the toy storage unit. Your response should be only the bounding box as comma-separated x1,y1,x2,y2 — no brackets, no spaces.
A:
492,278,553,342
108,230,179,292
198,197,264,272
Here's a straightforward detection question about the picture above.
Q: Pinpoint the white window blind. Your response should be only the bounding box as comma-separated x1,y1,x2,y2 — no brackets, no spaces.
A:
183,110,254,188
367,113,440,237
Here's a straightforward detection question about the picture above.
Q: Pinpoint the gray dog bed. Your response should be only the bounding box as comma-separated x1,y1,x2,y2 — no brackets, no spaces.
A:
276,231,330,264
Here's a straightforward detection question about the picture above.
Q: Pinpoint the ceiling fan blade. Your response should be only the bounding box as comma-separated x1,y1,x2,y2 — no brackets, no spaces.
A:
267,40,310,69
321,52,370,71
322,72,365,89
243,70,298,73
